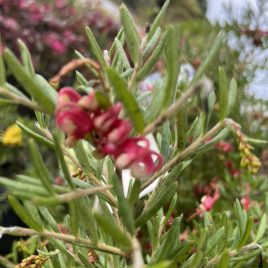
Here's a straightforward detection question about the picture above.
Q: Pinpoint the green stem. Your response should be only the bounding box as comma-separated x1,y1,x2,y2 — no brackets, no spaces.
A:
0,226,126,257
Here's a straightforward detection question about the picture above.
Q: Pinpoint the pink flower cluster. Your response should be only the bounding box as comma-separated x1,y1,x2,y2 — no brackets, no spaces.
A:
0,0,119,77
55,88,163,178
215,141,233,153
189,181,220,220
198,185,220,213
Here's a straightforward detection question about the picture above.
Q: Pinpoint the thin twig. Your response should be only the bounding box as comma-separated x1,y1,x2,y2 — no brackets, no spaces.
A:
142,121,225,190
50,58,100,86
33,185,112,205
0,87,46,112
0,226,126,257
132,237,144,268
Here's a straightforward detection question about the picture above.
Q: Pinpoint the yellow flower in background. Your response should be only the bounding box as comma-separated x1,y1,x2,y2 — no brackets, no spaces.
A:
1,124,22,146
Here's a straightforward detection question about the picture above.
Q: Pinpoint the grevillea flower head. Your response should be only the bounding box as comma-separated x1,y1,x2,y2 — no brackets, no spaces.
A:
57,87,81,105
56,103,93,139
55,87,164,178
56,87,95,139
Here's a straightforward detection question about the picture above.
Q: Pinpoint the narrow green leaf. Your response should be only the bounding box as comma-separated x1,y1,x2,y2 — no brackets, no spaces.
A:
217,250,229,268
136,182,177,227
121,68,133,78
0,98,14,108
3,49,55,113
191,33,223,85
144,160,191,205
16,175,66,194
23,200,43,227
18,39,35,77
235,199,247,238
255,214,267,242
172,241,192,264
38,207,60,232
5,82,26,97
218,67,228,120
85,27,106,67
35,74,57,105
232,199,247,249
192,112,205,140
120,4,140,63
205,227,225,256
206,90,216,128
160,121,172,161
111,32,125,72
114,38,131,69
107,68,145,132
76,71,88,86
78,197,98,243
197,227,210,251
145,81,165,122
145,261,175,268
143,27,162,59
95,212,132,248
162,194,177,229
163,26,180,107
53,133,75,189
28,139,55,194
16,121,54,149
0,44,5,86
0,176,49,197
187,252,203,268
155,216,182,262
112,173,135,235
68,202,79,236
73,141,94,173
177,102,187,150
37,249,59,257
187,116,199,139
237,216,253,250
136,33,166,81
208,90,216,113
109,28,124,56
247,137,268,145
217,213,228,254
147,0,170,40
75,50,98,77
128,179,141,206
227,78,237,116
8,196,43,231
95,91,112,109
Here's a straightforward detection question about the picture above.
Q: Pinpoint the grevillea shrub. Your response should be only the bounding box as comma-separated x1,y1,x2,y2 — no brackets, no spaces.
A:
0,1,268,267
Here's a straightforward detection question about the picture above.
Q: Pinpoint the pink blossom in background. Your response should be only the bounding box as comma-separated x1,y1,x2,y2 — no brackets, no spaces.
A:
241,184,251,211
215,141,233,153
43,33,67,54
